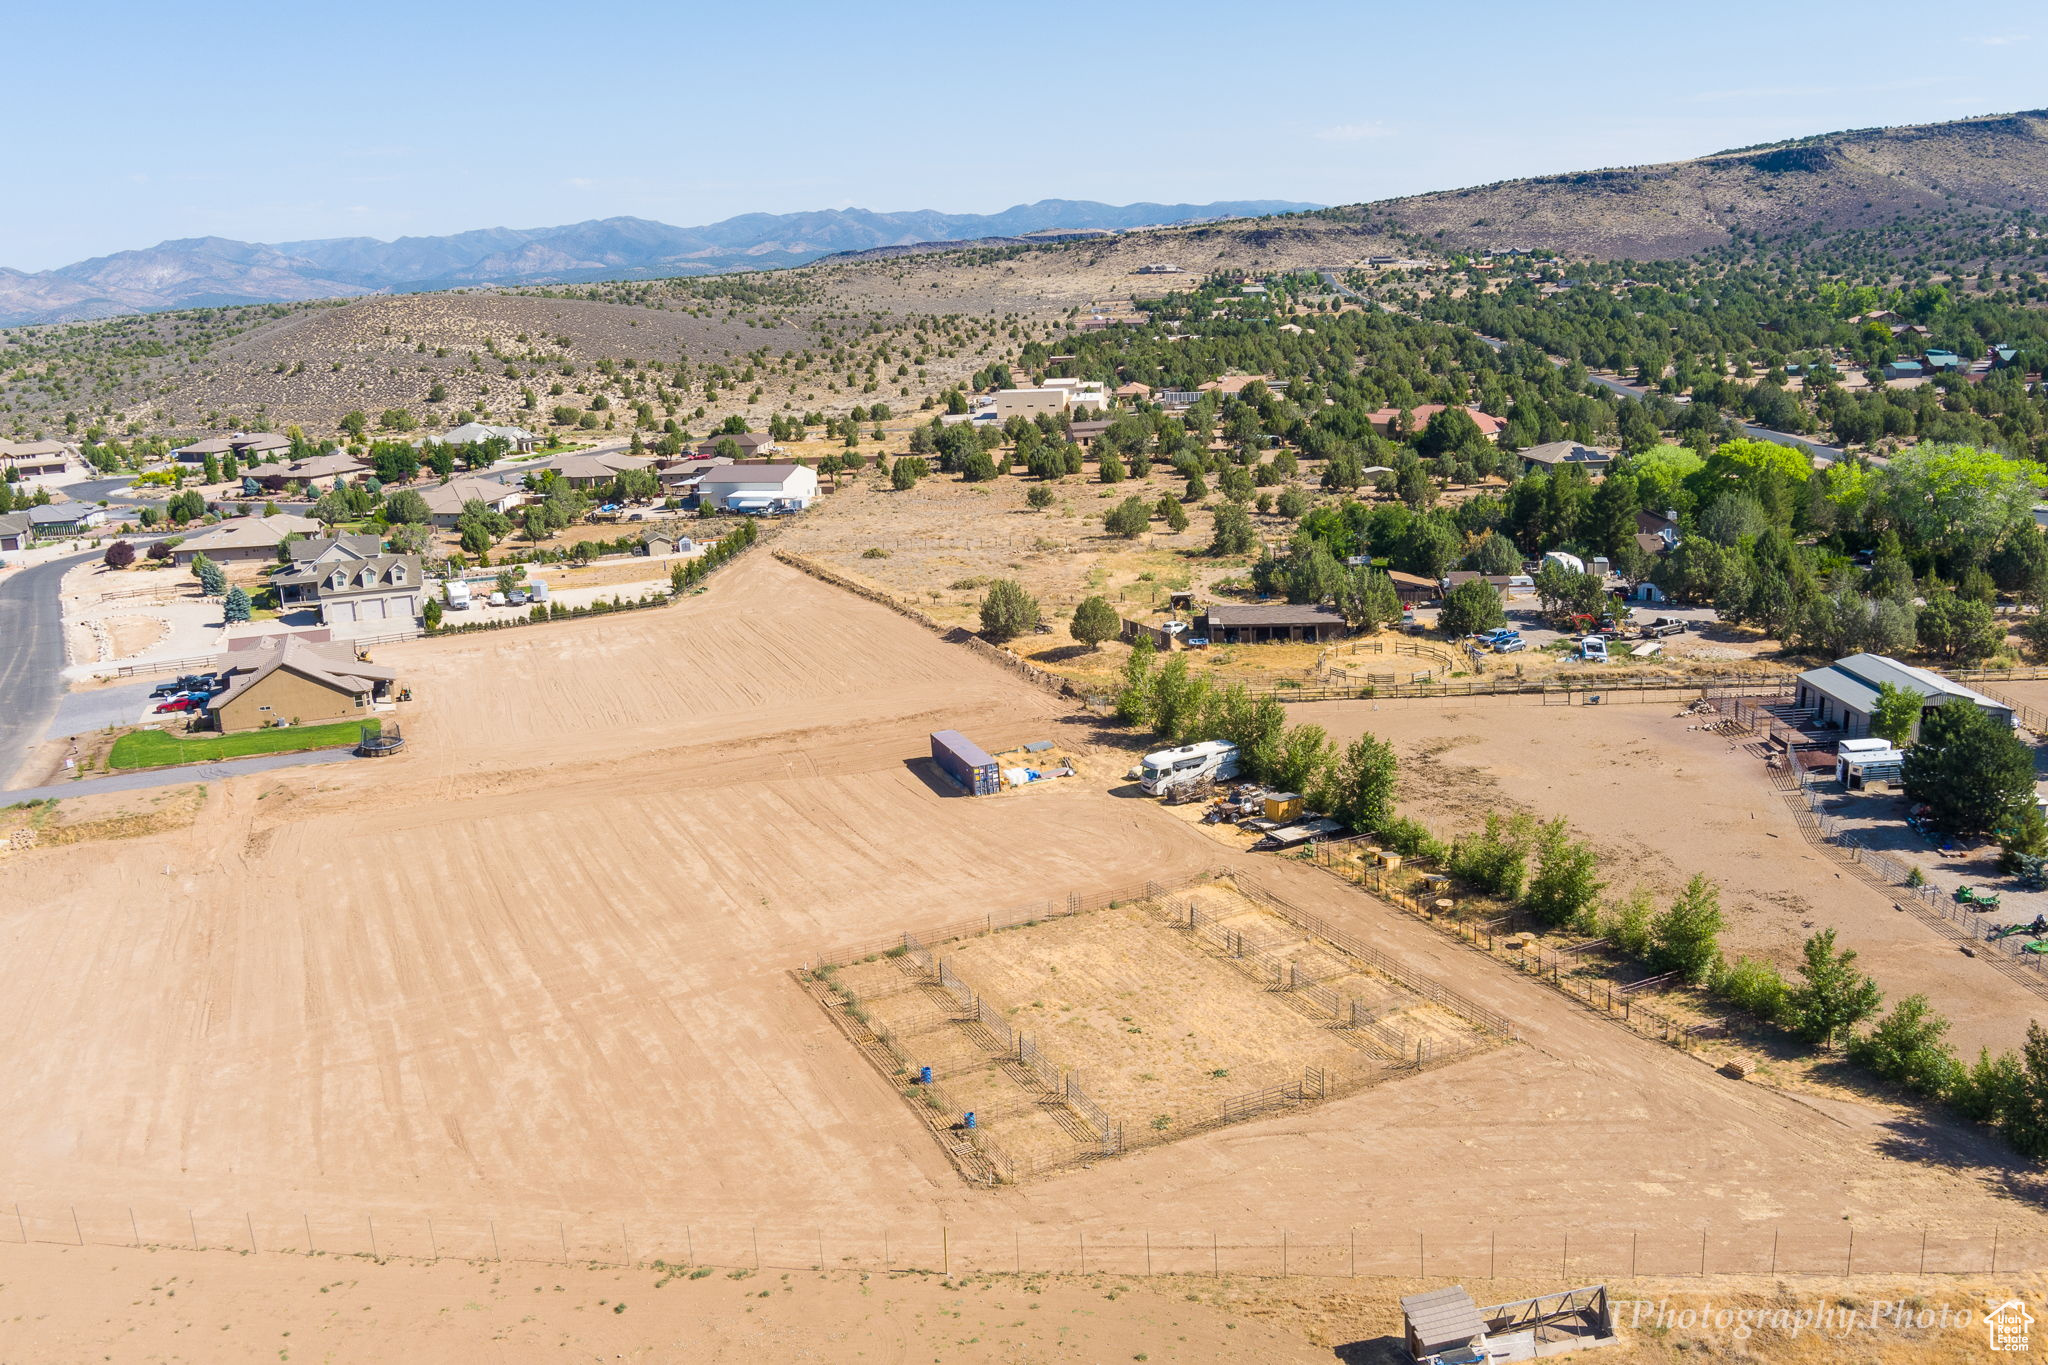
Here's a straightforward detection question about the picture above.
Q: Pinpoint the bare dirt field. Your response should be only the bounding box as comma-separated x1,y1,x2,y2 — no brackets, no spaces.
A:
1297,695,2048,1056
7,551,2048,1322
3,1240,2038,1365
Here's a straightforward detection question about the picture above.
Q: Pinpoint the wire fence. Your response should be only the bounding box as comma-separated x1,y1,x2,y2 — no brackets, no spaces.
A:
8,1202,2040,1278
801,869,1514,1183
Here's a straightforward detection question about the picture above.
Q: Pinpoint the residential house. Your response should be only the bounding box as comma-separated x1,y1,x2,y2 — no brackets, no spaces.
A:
1440,571,1513,599
26,502,107,535
1067,418,1115,445
1517,441,1612,475
229,432,292,460
434,422,537,453
1922,349,1962,373
1366,405,1504,442
1112,381,1153,402
1992,344,2022,370
1039,378,1107,411
171,436,238,464
694,462,819,513
272,535,423,625
0,510,32,551
0,439,75,477
691,431,777,459
1882,359,1925,381
207,633,398,733
657,456,732,494
1793,653,2014,740
990,388,1076,420
641,529,694,556
1386,570,1439,605
517,451,656,489
170,513,322,565
1198,602,1348,644
1635,508,1679,552
281,452,372,485
1195,374,1271,398
420,477,528,527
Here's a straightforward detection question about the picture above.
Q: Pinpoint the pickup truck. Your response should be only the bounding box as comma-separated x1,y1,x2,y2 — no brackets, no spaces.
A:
1642,617,1688,638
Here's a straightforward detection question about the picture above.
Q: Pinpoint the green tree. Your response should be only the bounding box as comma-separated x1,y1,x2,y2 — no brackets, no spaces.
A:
422,596,444,631
1915,592,2001,663
1071,595,1119,649
383,489,430,525
1160,495,1190,532
1437,576,1506,636
1334,566,1403,633
196,559,227,598
1648,874,1723,985
1463,531,1522,577
1847,994,1961,1097
1026,484,1055,510
1207,502,1257,557
1115,634,1156,726
1875,443,2042,567
222,585,251,623
1902,700,2037,836
1868,681,1923,746
339,410,369,440
455,498,510,556
1104,496,1151,538
1523,820,1605,929
1784,928,1883,1051
978,579,1040,642
1322,732,1398,835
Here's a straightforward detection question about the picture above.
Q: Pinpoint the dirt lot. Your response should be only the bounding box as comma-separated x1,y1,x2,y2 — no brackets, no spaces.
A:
7,551,2048,1333
1297,695,2048,1056
3,1240,2038,1365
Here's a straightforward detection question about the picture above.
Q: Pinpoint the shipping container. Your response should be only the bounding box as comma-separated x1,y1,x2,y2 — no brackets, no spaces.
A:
930,730,1000,796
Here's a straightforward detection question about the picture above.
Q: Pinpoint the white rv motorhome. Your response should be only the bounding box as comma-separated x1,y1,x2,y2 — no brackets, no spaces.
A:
1138,740,1241,796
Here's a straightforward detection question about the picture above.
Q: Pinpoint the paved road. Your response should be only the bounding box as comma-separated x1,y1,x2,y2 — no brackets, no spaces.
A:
0,748,360,804
0,549,96,788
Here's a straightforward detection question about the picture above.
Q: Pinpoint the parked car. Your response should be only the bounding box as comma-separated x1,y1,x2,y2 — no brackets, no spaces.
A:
488,591,508,607
150,681,184,698
1493,637,1527,653
1642,617,1687,638
507,589,529,606
154,696,197,713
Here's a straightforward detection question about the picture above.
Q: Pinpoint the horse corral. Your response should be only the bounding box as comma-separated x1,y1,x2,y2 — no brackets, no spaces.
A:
806,873,1506,1182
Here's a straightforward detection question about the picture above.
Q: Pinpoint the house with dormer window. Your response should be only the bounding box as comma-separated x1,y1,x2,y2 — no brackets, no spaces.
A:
271,534,424,626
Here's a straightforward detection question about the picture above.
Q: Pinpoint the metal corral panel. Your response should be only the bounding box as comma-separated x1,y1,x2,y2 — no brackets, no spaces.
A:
930,730,1000,796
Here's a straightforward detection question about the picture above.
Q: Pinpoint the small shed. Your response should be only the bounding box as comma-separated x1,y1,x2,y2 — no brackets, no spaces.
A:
1386,570,1438,605
1402,1286,1487,1362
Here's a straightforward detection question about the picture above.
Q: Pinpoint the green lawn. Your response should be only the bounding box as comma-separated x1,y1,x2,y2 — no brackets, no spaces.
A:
109,719,377,770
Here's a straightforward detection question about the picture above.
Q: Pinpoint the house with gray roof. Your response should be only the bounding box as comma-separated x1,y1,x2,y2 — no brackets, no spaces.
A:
1517,441,1613,475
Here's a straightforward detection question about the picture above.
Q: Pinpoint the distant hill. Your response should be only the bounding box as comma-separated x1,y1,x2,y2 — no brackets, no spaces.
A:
1361,108,2048,259
0,199,1321,327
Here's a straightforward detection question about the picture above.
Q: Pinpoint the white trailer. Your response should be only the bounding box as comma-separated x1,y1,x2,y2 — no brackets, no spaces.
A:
444,579,472,610
1138,740,1241,796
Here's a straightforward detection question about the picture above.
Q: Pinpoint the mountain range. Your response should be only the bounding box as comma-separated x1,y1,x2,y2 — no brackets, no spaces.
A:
0,199,1319,328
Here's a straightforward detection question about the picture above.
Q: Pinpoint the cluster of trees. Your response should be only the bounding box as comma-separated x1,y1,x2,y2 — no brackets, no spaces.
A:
1417,248,2048,459
1112,638,1409,842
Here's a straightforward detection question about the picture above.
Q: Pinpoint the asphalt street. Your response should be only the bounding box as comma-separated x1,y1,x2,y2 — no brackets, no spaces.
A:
0,550,96,788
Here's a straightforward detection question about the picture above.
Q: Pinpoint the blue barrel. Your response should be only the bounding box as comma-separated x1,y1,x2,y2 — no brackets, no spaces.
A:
919,1066,933,1085
964,1111,977,1130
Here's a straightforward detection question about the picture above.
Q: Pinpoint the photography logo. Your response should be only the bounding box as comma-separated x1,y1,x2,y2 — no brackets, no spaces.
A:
1985,1298,2033,1352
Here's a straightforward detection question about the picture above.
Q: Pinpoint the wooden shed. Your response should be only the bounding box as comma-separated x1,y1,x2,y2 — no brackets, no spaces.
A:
1401,1286,1487,1362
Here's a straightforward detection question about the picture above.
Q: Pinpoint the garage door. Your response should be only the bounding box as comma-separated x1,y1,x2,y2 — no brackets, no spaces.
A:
326,600,358,624
361,597,387,620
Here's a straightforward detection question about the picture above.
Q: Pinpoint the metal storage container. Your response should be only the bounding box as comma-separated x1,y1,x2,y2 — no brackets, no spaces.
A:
930,730,1000,796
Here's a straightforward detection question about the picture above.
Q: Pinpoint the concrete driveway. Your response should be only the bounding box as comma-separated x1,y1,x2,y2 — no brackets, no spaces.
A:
45,681,160,740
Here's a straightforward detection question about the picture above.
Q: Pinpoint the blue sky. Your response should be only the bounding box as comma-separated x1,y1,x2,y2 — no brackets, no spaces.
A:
11,0,2043,271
